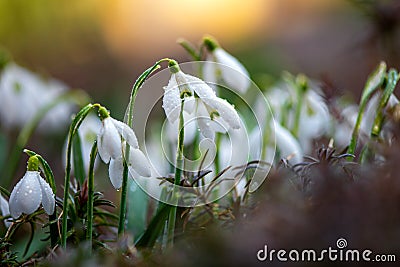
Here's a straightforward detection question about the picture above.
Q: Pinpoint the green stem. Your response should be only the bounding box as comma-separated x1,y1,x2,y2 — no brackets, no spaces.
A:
118,59,168,236
214,133,221,175
118,155,130,237
292,83,306,137
347,101,367,156
61,103,94,248
261,113,271,161
86,141,97,252
167,98,185,248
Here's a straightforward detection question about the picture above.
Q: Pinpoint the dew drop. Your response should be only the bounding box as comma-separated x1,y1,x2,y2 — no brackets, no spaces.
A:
29,190,32,193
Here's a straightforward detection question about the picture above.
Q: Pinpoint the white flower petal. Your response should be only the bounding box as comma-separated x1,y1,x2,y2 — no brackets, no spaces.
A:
97,117,122,163
166,111,197,145
128,148,152,177
111,118,139,149
9,171,42,218
183,73,216,100
37,176,55,215
163,74,181,123
197,116,215,140
0,194,9,217
109,157,124,189
0,194,11,227
183,96,196,114
213,48,250,94
202,60,217,87
274,123,303,164
205,97,241,130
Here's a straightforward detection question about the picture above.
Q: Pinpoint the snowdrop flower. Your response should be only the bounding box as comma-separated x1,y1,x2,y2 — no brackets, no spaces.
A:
0,62,75,132
0,63,43,129
274,122,303,164
162,60,241,140
263,79,330,153
37,78,75,133
0,194,11,227
249,121,303,165
97,107,151,189
203,36,250,94
9,156,55,219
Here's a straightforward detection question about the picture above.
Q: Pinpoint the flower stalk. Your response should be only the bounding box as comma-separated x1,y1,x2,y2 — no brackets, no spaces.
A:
118,59,168,236
86,141,97,253
167,97,185,247
61,103,94,248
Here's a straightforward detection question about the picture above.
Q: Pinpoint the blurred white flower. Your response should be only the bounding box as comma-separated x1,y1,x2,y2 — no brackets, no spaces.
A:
0,63,42,129
163,62,241,140
37,79,75,132
0,63,75,132
250,121,303,165
9,171,55,219
203,37,250,94
97,115,151,189
274,122,303,164
264,81,330,153
0,194,11,227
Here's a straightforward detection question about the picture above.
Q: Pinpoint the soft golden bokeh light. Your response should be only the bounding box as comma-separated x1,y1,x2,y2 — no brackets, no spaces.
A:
98,0,272,61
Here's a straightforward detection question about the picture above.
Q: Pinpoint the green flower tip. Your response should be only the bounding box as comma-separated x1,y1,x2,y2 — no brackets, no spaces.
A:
98,106,110,120
203,36,220,52
296,74,308,92
168,59,180,74
27,155,39,171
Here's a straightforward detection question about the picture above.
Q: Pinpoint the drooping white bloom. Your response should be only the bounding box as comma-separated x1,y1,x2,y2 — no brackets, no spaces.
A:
0,194,11,227
0,63,75,132
0,63,43,129
37,79,75,132
263,80,330,153
274,122,303,164
203,37,250,94
162,62,241,140
249,121,303,165
9,171,55,219
97,115,151,189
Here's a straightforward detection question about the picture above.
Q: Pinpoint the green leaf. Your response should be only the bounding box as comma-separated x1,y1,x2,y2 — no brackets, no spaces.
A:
360,61,387,105
72,133,86,185
0,132,8,173
347,62,387,156
135,203,171,248
371,68,399,137
127,180,149,238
